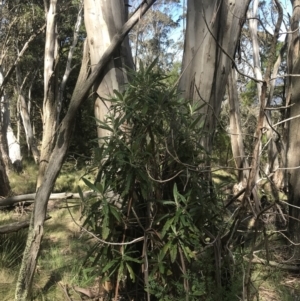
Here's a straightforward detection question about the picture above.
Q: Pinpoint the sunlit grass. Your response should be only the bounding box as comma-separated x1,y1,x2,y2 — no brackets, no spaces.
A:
9,158,89,195
0,160,98,300
9,159,38,194
0,205,94,300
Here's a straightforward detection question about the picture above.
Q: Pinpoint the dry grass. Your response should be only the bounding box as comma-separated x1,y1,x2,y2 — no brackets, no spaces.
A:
0,203,97,300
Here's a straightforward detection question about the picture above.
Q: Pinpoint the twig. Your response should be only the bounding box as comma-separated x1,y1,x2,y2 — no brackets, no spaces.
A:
146,166,183,183
58,282,73,301
65,199,144,246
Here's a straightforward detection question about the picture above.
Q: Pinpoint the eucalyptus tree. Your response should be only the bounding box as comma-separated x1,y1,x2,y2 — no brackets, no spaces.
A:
286,0,300,256
178,0,251,153
14,2,157,300
84,0,134,140
15,63,40,163
129,0,182,70
239,0,284,216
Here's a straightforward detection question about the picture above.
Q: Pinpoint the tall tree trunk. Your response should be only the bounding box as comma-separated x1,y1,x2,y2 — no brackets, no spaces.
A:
178,0,250,152
36,0,59,188
178,0,250,292
84,0,134,141
265,41,286,193
0,66,12,170
248,0,263,100
0,68,11,196
0,147,10,196
15,3,156,300
15,64,40,163
57,1,83,124
287,0,300,253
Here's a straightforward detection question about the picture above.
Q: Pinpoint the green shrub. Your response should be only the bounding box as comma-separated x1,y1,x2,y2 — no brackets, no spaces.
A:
79,60,234,300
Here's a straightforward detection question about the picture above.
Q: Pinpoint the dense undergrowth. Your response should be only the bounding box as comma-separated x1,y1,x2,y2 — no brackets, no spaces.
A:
77,62,288,301
0,62,299,300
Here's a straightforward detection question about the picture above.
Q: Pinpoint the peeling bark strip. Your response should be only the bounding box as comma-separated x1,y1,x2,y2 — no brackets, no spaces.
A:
15,2,157,300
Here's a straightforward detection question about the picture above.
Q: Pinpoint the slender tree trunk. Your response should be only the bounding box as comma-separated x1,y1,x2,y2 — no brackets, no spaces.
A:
228,68,249,183
15,3,156,300
15,64,40,163
248,0,263,100
84,0,134,141
265,42,286,192
0,67,11,196
243,0,283,207
36,0,59,188
57,1,83,124
0,66,12,171
0,147,10,196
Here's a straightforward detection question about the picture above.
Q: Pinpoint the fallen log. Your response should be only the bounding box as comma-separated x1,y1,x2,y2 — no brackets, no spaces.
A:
0,191,98,207
244,255,300,272
0,216,51,234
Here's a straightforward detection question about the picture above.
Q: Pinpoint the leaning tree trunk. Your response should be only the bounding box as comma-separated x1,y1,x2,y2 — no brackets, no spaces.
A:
15,3,156,300
84,0,134,141
287,0,300,255
178,0,251,153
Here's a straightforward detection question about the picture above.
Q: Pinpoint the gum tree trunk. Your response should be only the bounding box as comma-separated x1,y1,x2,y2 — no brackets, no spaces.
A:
84,0,134,140
287,0,300,254
15,64,40,163
14,2,156,300
36,0,59,188
178,0,250,152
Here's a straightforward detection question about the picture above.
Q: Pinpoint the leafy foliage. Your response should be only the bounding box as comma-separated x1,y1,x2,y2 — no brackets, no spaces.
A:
80,61,228,300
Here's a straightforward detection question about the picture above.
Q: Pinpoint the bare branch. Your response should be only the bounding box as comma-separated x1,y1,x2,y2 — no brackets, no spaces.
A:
0,23,46,97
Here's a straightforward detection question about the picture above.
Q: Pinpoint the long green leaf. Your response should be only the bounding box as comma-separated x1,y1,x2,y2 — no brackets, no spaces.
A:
161,217,174,238
169,243,178,263
126,263,136,282
102,259,118,273
82,178,101,193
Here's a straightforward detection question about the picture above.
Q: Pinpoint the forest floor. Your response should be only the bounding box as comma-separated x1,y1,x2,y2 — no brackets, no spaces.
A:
0,162,300,300
0,160,109,300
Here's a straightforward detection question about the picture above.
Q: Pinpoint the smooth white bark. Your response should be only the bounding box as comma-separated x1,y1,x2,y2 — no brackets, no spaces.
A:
179,0,250,151
37,0,59,188
248,0,263,100
84,0,134,140
16,64,40,163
